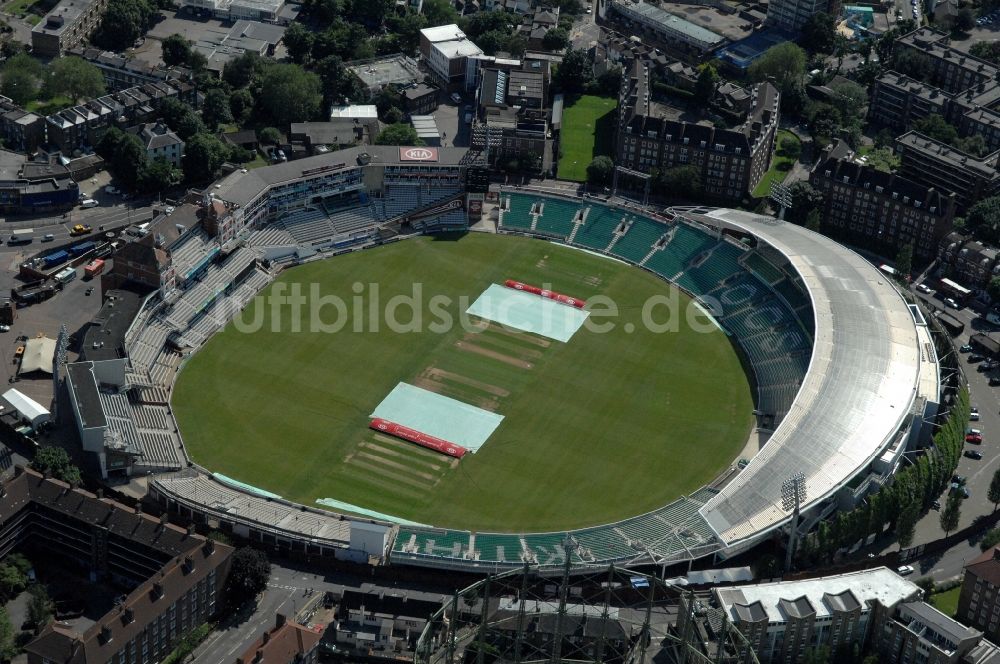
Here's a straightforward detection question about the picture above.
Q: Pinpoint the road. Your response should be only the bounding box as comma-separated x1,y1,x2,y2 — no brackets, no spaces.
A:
570,0,599,49
885,284,1000,582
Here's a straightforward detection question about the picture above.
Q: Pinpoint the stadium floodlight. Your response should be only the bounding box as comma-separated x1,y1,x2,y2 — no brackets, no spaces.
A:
781,473,806,512
781,473,807,572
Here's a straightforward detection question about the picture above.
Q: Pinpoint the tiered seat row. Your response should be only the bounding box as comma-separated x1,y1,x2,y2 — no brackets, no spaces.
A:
572,206,622,251
742,251,785,284
533,198,580,238
610,216,666,263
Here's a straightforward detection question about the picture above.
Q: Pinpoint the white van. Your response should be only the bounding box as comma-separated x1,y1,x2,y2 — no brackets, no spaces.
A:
80,199,98,209
54,267,76,284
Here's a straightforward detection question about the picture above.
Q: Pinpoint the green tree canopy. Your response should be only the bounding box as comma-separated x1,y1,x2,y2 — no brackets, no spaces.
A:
161,34,192,67
554,49,594,93
800,12,836,53
0,53,44,106
45,57,105,103
201,88,233,131
422,0,458,26
586,156,614,185
223,52,267,89
694,63,718,106
940,490,962,536
914,114,959,145
0,607,15,661
27,584,53,631
982,526,1000,551
779,135,802,160
283,22,314,64
226,547,269,606
92,0,155,51
258,126,282,145
542,27,570,51
31,446,81,485
965,196,1000,243
182,133,230,183
375,123,422,146
657,165,703,199
258,64,322,126
748,42,805,97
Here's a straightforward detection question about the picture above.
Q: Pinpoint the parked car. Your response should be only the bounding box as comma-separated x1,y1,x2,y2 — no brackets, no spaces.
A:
932,500,941,510
990,376,1000,386
946,297,961,309
450,92,462,104
968,427,982,435
79,199,98,209
897,565,915,576
105,185,118,195
917,283,931,293
961,344,974,352
965,449,984,459
969,354,985,363
953,474,967,485
972,412,982,421
966,433,983,443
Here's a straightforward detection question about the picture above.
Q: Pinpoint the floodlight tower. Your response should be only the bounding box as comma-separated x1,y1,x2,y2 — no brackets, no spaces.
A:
781,472,807,573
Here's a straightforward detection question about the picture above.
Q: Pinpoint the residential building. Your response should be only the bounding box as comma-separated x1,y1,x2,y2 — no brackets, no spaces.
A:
236,615,322,664
608,0,726,55
0,97,44,153
959,544,1000,642
872,601,984,664
66,46,195,93
810,142,957,259
765,0,841,33
896,131,1000,210
328,589,441,656
894,28,997,94
614,59,780,201
711,568,921,663
419,25,484,89
0,466,234,664
133,123,185,166
938,232,1000,288
31,0,110,57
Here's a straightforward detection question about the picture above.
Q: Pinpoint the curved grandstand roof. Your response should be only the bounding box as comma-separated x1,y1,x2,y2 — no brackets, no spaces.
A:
682,208,923,547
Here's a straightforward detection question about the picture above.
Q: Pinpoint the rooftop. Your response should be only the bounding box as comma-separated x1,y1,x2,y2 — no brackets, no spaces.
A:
611,0,725,46
715,567,920,624
897,131,1000,179
420,24,467,43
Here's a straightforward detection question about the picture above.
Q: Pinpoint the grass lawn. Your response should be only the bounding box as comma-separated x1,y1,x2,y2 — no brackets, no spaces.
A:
557,95,618,182
3,0,34,15
932,586,961,617
243,153,269,169
174,234,753,532
751,129,801,198
25,95,73,115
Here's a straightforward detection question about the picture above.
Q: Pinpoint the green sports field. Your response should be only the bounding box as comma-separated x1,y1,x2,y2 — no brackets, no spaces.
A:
173,234,753,532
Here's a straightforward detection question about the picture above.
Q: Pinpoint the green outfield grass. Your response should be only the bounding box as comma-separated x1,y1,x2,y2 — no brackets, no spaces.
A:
173,234,753,532
557,95,618,182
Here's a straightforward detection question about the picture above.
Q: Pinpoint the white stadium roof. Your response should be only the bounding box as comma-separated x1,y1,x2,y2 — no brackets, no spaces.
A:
681,208,924,547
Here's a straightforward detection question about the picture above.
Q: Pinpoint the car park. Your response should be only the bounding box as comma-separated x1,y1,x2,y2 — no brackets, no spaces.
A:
966,449,984,459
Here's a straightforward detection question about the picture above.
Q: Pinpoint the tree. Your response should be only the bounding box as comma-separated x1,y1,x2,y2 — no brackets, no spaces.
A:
383,106,403,124
801,12,836,54
805,208,822,232
780,136,802,161
201,88,233,131
258,64,322,126
0,607,15,662
0,564,26,600
895,244,913,283
283,22,314,64
375,123,422,146
554,49,594,93
45,57,105,103
26,584,52,630
31,446,81,485
258,126,282,145
971,40,1000,65
422,0,458,26
966,196,1000,243
542,27,570,51
989,467,1000,512
940,490,962,536
748,42,806,97
786,181,825,225
956,7,976,32
226,547,269,606
694,63,718,106
658,165,702,199
988,277,1000,304
138,158,181,193
866,147,899,173
229,88,255,124
223,52,267,89
586,156,614,185
594,66,622,98
161,34,192,67
828,79,867,123
981,526,1000,551
182,133,229,183
92,0,155,51
1,68,38,107
386,11,427,55
914,114,959,145
896,503,919,550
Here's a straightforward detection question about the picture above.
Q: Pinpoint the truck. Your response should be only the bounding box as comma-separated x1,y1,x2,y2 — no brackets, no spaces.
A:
12,281,58,305
83,259,105,278
54,267,75,284
40,250,68,269
8,229,32,245
67,241,95,257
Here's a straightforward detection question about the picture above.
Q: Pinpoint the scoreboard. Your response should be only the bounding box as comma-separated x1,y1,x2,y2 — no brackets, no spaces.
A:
466,167,490,193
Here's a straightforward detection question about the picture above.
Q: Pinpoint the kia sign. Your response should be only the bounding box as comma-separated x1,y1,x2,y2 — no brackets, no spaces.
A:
399,147,439,162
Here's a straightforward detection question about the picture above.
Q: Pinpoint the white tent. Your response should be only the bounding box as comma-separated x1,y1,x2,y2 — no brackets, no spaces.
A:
2,388,50,429
19,337,56,374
